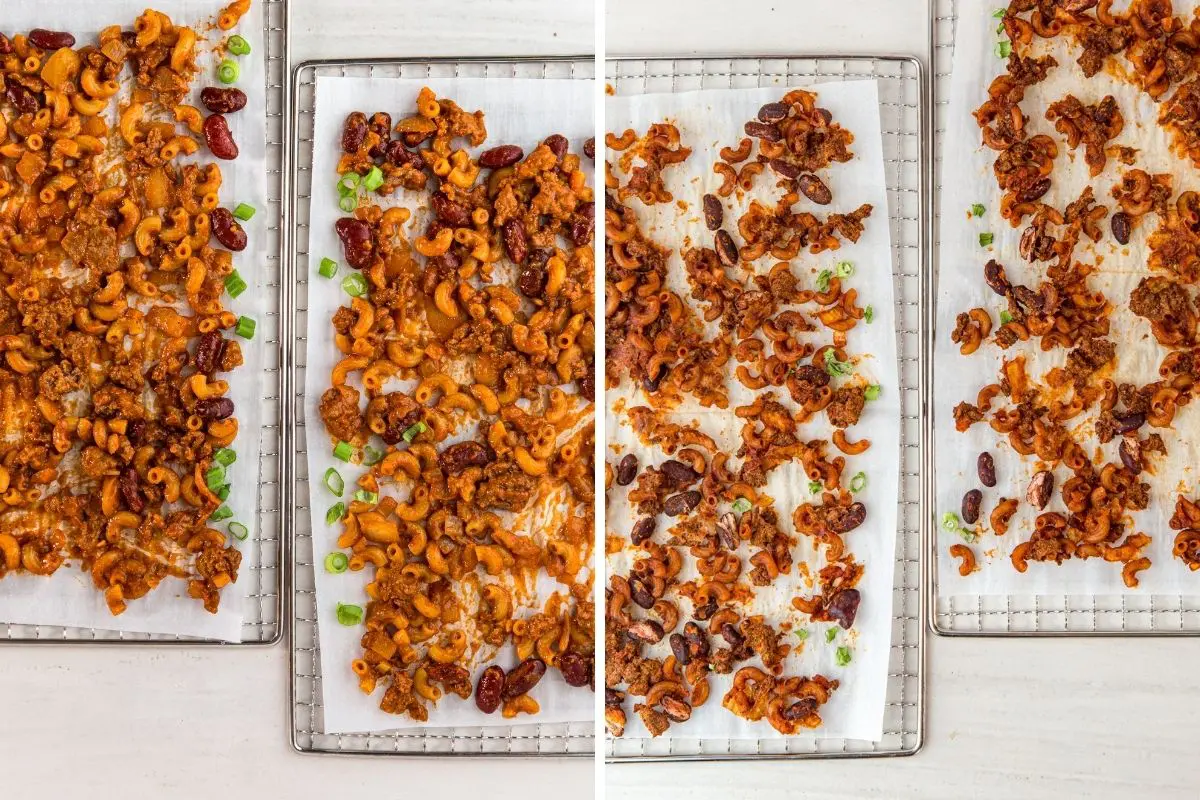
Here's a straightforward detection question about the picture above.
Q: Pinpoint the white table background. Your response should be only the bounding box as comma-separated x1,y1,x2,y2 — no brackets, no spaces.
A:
5,2,1198,799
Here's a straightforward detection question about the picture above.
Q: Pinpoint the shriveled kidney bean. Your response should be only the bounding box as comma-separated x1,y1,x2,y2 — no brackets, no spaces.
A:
692,597,716,621
195,397,234,420
702,194,723,230
744,121,782,141
1111,211,1131,245
5,82,37,115
126,419,147,444
29,29,75,50
543,134,568,158
430,192,471,227
517,265,546,298
119,466,144,513
626,620,665,644
630,517,655,546
605,688,623,707
984,260,1010,296
669,633,690,665
1119,438,1142,472
583,137,595,160
502,658,547,700
1113,411,1145,434
827,588,861,629
194,331,224,374
716,512,738,550
210,208,247,252
661,695,692,723
715,230,738,267
977,451,997,487
615,454,638,485
663,490,702,517
438,441,494,475
798,174,833,205
572,204,595,247
203,114,239,160
578,372,595,401
769,158,801,179
334,217,373,269
719,623,744,648
341,111,367,153
368,112,392,156
479,144,524,168
1026,470,1053,509
962,489,983,525
200,87,247,114
827,502,867,533
503,219,528,264
0,34,14,55
683,622,709,659
475,665,505,713
643,363,667,393
629,576,656,609
385,140,423,170
1018,177,1051,203
660,460,699,487
558,652,591,687
782,697,819,721
757,102,789,123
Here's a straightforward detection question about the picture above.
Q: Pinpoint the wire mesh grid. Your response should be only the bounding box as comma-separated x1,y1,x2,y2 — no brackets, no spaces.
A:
604,55,926,761
930,0,1200,636
0,0,286,646
286,57,596,756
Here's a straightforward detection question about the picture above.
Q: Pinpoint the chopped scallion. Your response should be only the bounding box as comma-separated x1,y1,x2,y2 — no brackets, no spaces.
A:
402,421,427,443
214,448,237,467
337,173,361,195
864,305,875,324
796,628,809,640
825,627,838,643
336,602,364,626
836,645,852,666
227,34,251,56
731,497,751,514
325,552,349,574
363,445,383,466
210,505,233,522
205,466,225,491
228,521,249,541
217,59,239,84
362,166,384,192
808,479,823,494
225,271,247,298
850,471,867,493
995,40,1012,59
353,489,379,505
979,232,994,247
992,7,1007,18
233,202,256,221
234,315,256,339
325,502,346,526
338,194,358,213
318,257,338,278
823,348,854,377
971,203,986,217
835,260,855,279
323,467,344,497
332,441,353,462
1000,309,1014,324
864,384,882,401
216,484,231,501
341,273,368,298
815,268,833,293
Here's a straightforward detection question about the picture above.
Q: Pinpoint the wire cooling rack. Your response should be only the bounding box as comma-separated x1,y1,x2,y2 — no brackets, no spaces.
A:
0,0,287,647
930,0,1200,636
604,55,927,762
285,56,596,757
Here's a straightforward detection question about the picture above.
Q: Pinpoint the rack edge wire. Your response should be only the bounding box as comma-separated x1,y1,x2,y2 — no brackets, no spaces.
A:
603,53,927,763
286,56,597,757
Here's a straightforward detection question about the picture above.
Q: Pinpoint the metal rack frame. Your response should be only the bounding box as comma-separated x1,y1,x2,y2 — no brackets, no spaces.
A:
285,56,596,757
929,0,1200,637
604,54,928,762
0,0,288,648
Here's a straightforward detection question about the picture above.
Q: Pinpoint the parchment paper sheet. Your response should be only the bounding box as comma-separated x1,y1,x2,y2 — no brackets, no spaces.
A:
606,80,899,741
0,0,269,641
937,0,1200,595
305,76,595,733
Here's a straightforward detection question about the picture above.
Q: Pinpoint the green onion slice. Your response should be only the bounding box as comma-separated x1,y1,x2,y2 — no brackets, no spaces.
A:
210,505,233,522
402,421,427,443
995,40,1012,59
217,59,239,84
808,479,823,494
336,602,364,626
342,273,368,298
363,445,384,466
835,645,852,666
823,348,854,377
825,627,838,643
227,34,251,56
815,268,832,293
362,166,384,192
338,194,358,213
233,203,256,221
234,316,256,339
992,7,1007,18
337,173,362,195
971,203,986,217
354,489,380,505
325,552,349,574
216,484,231,501
325,502,346,526
214,448,237,467
228,521,249,541
979,232,995,247
850,471,867,493
225,271,247,298
323,467,344,497
864,384,881,401
205,465,225,491
318,257,338,278
731,497,751,514
796,628,809,640
835,260,854,279
864,305,875,324
332,441,353,462
1000,309,1014,324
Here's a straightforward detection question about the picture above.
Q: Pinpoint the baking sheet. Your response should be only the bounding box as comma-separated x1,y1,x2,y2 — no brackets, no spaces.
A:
304,75,595,733
0,0,270,642
936,0,1200,595
606,79,900,741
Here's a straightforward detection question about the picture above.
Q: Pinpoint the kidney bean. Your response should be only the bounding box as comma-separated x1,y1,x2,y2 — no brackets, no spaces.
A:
572,203,595,247
615,454,638,485
200,87,247,114
744,121,782,141
962,489,983,525
543,134,568,159
715,230,738,267
794,364,830,387
782,697,819,721
629,576,655,609
692,597,716,621
341,111,367,153
479,144,524,168
660,459,699,487
984,260,1010,296
977,451,997,487
430,193,471,227
1113,411,1145,434
605,688,624,707
827,502,867,533
1026,470,1053,509
661,695,692,723
126,419,147,445
758,102,789,123
577,372,595,401
626,619,665,644
798,174,833,205
666,633,690,666
5,82,37,115
384,140,423,170
719,623,744,648
827,588,861,629
503,219,528,265
702,194,723,231
334,217,373,269
583,137,595,160
475,665,505,713
28,29,75,50
643,363,667,394
769,158,801,179
195,397,234,420
119,466,144,513
663,490,702,517
502,658,547,701
210,207,247,252
1119,437,1142,473
1111,211,1131,245
683,622,709,659
203,114,239,160
1018,177,1051,203
194,331,224,374
438,441,494,475
0,34,13,55
368,112,392,157
630,517,655,547
517,265,546,298
558,652,591,687
716,512,738,550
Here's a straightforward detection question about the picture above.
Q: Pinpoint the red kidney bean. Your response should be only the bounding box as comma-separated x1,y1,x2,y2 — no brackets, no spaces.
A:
1113,411,1145,434
626,619,665,644
1119,438,1142,472
195,397,234,420
630,517,655,546
683,622,709,659
984,260,1010,296
558,652,591,688
662,696,692,723
578,371,595,401
615,454,638,485
660,459,699,487
663,490,702,517
126,419,147,444
669,633,690,665
210,207,247,252
503,219,528,264
1018,177,1051,203
583,137,595,160
517,266,546,298
200,87,247,114
502,658,547,700
1111,211,1131,244
341,111,367,154
571,203,595,247
719,622,744,648
334,217,373,269
475,665,504,713
827,588,861,629
430,193,471,227
119,466,144,513
0,34,12,55
438,441,494,475
368,112,392,157
629,576,655,609
194,331,224,374
798,174,833,205
714,230,738,267
702,194,723,230
827,502,867,533
962,489,983,524
28,29,75,50
479,144,524,168
1026,470,1053,509
769,159,801,179
782,697,819,721
5,82,37,115
385,140,424,170
543,134,568,159
757,102,789,123
744,121,782,141
203,114,238,160
977,451,997,487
